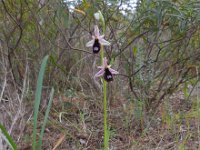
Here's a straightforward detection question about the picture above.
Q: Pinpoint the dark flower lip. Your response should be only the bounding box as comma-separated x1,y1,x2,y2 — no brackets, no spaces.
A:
93,39,101,53
104,68,113,82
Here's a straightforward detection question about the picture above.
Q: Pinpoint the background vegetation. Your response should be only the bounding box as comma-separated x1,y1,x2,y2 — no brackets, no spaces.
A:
0,0,199,149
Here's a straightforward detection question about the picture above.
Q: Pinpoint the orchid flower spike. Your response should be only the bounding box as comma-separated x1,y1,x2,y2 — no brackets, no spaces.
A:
86,25,110,54
95,57,119,82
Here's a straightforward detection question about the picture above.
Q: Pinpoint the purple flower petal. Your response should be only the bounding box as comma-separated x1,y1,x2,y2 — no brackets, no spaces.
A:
94,68,105,78
86,39,94,47
94,25,100,38
99,38,110,46
99,35,105,39
97,66,104,69
108,68,119,75
103,57,108,67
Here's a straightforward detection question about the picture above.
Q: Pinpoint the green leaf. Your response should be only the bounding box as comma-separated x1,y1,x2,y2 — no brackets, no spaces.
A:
38,88,54,149
0,123,18,150
32,55,49,150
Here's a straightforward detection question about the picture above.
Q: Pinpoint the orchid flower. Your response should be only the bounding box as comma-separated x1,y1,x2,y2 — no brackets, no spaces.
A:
95,57,119,82
86,25,110,54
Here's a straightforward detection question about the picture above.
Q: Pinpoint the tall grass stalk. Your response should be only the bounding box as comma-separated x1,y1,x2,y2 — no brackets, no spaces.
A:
38,87,54,149
32,55,49,150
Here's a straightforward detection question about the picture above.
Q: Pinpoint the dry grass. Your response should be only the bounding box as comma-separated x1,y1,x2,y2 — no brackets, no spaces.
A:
0,1,200,149
1,68,199,150
0,40,199,150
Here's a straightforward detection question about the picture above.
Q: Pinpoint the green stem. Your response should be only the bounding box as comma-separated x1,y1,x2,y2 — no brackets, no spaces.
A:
100,46,104,64
101,42,108,150
103,80,108,149
99,11,108,149
101,45,108,149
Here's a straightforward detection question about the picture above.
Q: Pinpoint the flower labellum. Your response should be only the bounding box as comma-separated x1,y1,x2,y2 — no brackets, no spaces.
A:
93,39,101,53
86,25,110,54
95,57,119,82
104,68,113,82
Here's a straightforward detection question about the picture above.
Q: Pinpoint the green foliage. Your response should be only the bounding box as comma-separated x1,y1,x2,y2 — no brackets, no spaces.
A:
0,123,18,150
38,88,54,149
32,55,54,149
178,143,185,150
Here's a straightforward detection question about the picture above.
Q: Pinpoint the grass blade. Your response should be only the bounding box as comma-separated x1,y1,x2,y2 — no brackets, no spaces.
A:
32,55,49,150
0,123,18,150
38,87,55,149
